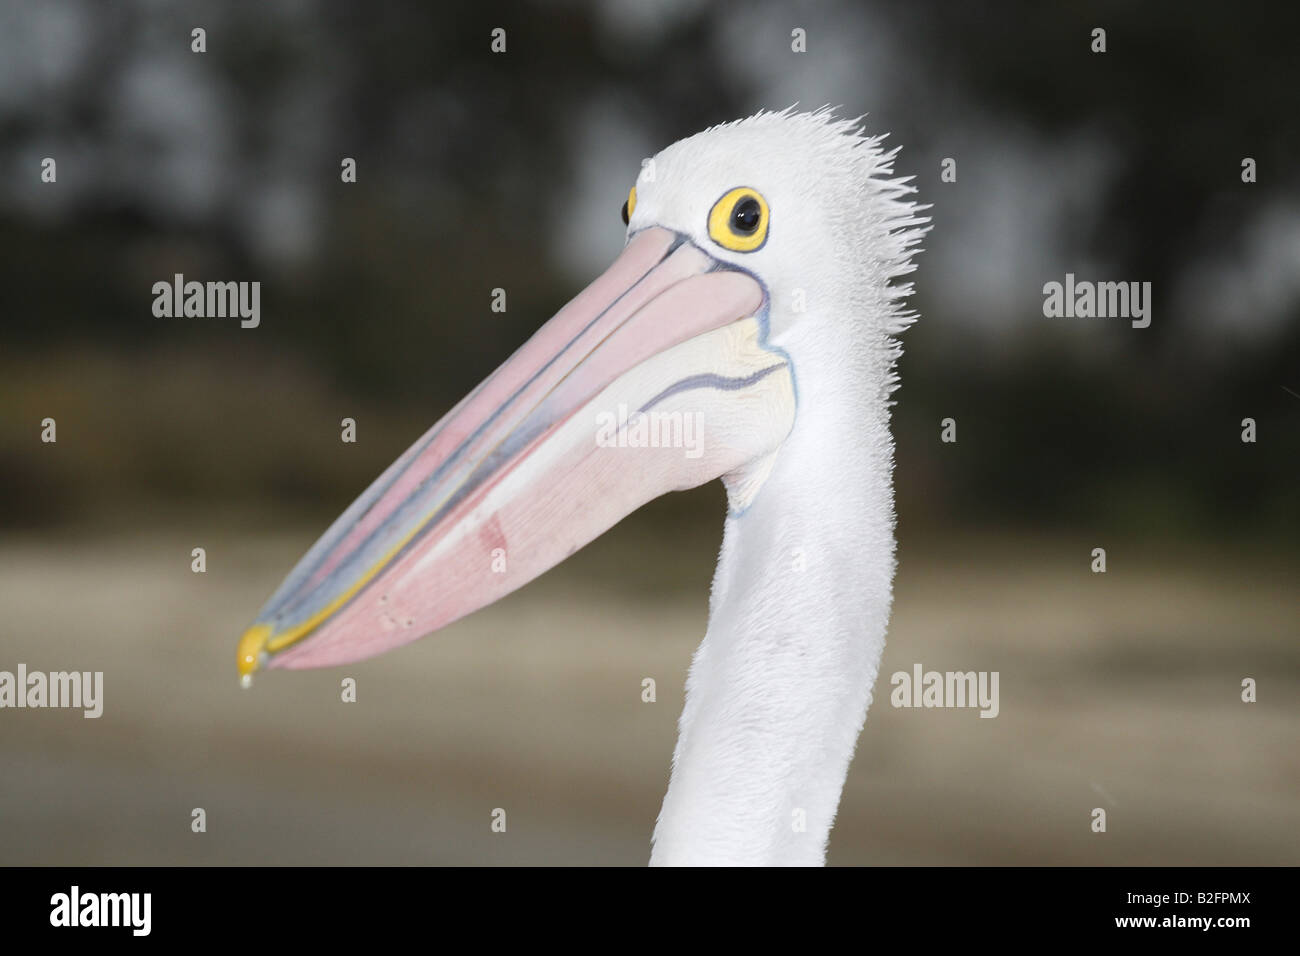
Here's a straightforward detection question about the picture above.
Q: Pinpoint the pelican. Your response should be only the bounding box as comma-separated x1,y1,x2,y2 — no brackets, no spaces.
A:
236,108,928,865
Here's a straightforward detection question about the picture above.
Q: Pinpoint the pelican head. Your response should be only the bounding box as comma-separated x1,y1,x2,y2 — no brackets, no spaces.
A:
236,108,927,865
630,108,925,342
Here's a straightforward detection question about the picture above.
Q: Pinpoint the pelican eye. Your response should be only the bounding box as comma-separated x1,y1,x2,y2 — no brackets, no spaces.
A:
707,187,769,253
732,198,761,232
622,185,637,226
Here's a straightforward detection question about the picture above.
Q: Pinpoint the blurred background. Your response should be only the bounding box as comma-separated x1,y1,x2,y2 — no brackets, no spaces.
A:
0,0,1296,864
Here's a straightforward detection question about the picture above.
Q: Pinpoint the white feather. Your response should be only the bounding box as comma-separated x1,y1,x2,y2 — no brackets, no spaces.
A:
635,108,930,865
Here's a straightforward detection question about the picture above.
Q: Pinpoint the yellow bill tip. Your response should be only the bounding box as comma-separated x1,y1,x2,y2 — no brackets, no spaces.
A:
237,623,273,681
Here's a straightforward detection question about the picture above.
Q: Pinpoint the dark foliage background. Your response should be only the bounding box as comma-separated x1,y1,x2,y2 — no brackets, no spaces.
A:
1,0,1295,541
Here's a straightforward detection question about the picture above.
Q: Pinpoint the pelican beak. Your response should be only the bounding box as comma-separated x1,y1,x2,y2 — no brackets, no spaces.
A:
237,226,795,679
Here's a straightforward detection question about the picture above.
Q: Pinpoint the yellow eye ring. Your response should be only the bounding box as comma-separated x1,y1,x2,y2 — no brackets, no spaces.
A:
707,187,769,252
622,186,637,225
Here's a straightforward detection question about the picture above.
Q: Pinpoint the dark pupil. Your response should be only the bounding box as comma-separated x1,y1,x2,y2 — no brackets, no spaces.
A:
621,200,629,225
731,197,761,233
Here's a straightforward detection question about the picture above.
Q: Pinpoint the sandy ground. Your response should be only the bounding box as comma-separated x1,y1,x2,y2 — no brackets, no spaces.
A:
0,521,1295,865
